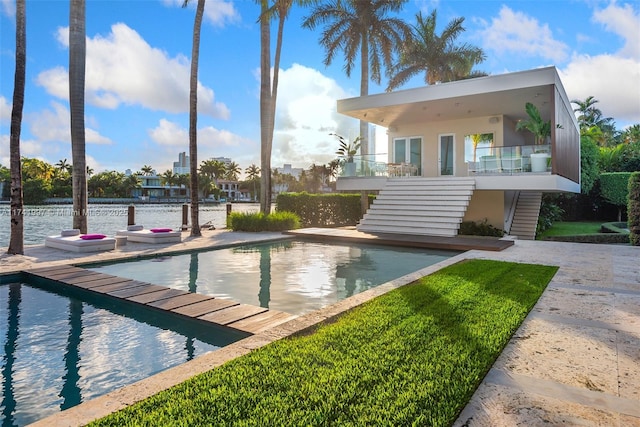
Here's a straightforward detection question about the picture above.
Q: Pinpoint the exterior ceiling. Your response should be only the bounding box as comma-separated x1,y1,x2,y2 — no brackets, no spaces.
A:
337,67,562,128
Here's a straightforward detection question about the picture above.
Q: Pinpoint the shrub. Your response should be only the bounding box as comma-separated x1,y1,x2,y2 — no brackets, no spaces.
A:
227,211,300,232
276,192,374,227
537,194,564,234
629,172,640,246
600,172,632,221
459,219,503,237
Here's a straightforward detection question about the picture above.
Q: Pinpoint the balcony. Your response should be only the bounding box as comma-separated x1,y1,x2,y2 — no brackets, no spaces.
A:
468,144,552,176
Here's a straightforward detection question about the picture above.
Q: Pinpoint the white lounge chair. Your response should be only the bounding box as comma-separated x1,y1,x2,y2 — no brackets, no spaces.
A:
45,229,116,253
116,225,182,244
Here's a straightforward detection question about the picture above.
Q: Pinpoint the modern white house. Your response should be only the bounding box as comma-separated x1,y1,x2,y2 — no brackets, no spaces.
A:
336,66,581,239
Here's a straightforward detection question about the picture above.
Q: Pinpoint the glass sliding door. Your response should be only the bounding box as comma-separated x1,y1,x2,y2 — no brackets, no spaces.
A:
439,134,455,176
393,137,422,175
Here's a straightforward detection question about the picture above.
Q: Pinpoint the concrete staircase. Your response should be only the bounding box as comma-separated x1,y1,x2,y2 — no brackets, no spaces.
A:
508,191,543,240
356,178,475,237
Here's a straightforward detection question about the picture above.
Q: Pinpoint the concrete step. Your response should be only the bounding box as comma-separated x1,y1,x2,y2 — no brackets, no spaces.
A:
357,224,458,237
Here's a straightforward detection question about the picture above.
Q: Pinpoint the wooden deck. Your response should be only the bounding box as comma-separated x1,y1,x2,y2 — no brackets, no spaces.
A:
285,227,515,252
25,265,297,335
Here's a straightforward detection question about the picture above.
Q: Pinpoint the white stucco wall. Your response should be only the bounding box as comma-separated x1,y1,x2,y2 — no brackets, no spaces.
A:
387,115,507,178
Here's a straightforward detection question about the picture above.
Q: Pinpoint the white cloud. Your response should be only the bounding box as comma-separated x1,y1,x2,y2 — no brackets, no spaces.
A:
148,118,252,149
161,0,239,28
28,101,113,145
593,1,640,59
271,63,357,169
479,6,569,63
148,119,188,146
146,118,259,173
0,133,59,167
560,54,640,126
1,0,14,17
37,24,230,119
559,1,640,127
0,96,11,123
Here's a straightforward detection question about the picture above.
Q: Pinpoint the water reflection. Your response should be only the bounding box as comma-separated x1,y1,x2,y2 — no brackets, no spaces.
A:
90,241,458,316
258,245,271,309
0,282,242,426
2,283,20,427
188,253,199,294
60,300,82,410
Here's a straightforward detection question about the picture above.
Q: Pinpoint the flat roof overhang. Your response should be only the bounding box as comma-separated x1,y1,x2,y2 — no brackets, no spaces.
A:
337,67,571,128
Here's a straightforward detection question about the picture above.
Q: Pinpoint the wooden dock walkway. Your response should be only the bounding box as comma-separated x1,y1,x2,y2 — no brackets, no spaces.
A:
25,265,297,335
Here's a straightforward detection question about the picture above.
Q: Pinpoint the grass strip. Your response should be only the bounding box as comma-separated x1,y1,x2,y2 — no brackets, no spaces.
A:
91,259,557,426
539,221,602,237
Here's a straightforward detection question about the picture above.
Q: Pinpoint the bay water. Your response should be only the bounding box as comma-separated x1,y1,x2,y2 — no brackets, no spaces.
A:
0,203,260,248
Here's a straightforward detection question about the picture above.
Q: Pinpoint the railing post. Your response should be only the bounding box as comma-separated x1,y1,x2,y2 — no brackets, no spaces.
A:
182,204,189,230
127,205,135,226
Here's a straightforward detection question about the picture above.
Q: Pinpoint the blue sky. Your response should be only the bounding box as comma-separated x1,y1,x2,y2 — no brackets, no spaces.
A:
1,0,639,177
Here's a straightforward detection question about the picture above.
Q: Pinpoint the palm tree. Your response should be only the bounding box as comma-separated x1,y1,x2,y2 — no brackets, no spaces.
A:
160,170,177,197
69,0,88,233
257,0,315,215
225,161,241,181
140,165,154,176
572,96,616,146
121,174,141,198
8,0,26,255
183,0,204,236
56,158,72,174
386,10,485,91
303,0,412,158
245,163,260,201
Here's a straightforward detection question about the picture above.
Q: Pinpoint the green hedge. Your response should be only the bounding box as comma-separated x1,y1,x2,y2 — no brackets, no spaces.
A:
629,172,640,246
276,192,374,227
227,211,300,232
600,172,632,207
541,234,630,244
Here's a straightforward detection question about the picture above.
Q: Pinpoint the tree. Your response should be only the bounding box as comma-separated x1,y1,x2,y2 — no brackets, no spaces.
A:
225,161,241,181
572,96,616,146
160,170,177,197
303,0,412,158
183,0,205,236
245,163,260,201
387,10,485,91
8,0,26,254
140,165,154,176
56,158,72,174
69,0,88,233
121,174,141,198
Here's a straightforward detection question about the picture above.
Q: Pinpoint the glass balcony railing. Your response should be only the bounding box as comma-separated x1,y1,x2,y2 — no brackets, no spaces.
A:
337,144,552,178
337,155,421,178
468,144,551,175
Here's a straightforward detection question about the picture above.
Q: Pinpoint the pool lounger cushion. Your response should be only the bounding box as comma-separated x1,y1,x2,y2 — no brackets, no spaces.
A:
45,232,116,253
116,228,181,244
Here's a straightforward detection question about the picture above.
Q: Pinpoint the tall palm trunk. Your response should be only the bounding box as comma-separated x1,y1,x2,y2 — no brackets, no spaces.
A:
259,0,272,215
359,31,370,158
188,0,205,236
69,0,88,233
8,0,26,255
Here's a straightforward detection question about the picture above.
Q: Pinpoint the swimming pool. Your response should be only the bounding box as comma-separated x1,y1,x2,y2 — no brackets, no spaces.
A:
0,276,245,426
88,240,459,316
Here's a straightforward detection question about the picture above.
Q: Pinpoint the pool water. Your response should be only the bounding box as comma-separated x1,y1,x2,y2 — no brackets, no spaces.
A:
0,280,244,426
89,240,458,316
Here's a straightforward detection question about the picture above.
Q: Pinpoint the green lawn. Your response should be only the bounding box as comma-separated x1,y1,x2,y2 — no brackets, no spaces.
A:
538,221,602,238
91,259,557,427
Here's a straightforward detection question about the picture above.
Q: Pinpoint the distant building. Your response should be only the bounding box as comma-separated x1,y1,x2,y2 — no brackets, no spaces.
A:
273,164,303,179
173,152,190,175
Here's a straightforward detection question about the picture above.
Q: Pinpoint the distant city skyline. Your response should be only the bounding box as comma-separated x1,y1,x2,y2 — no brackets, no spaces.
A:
1,0,639,176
